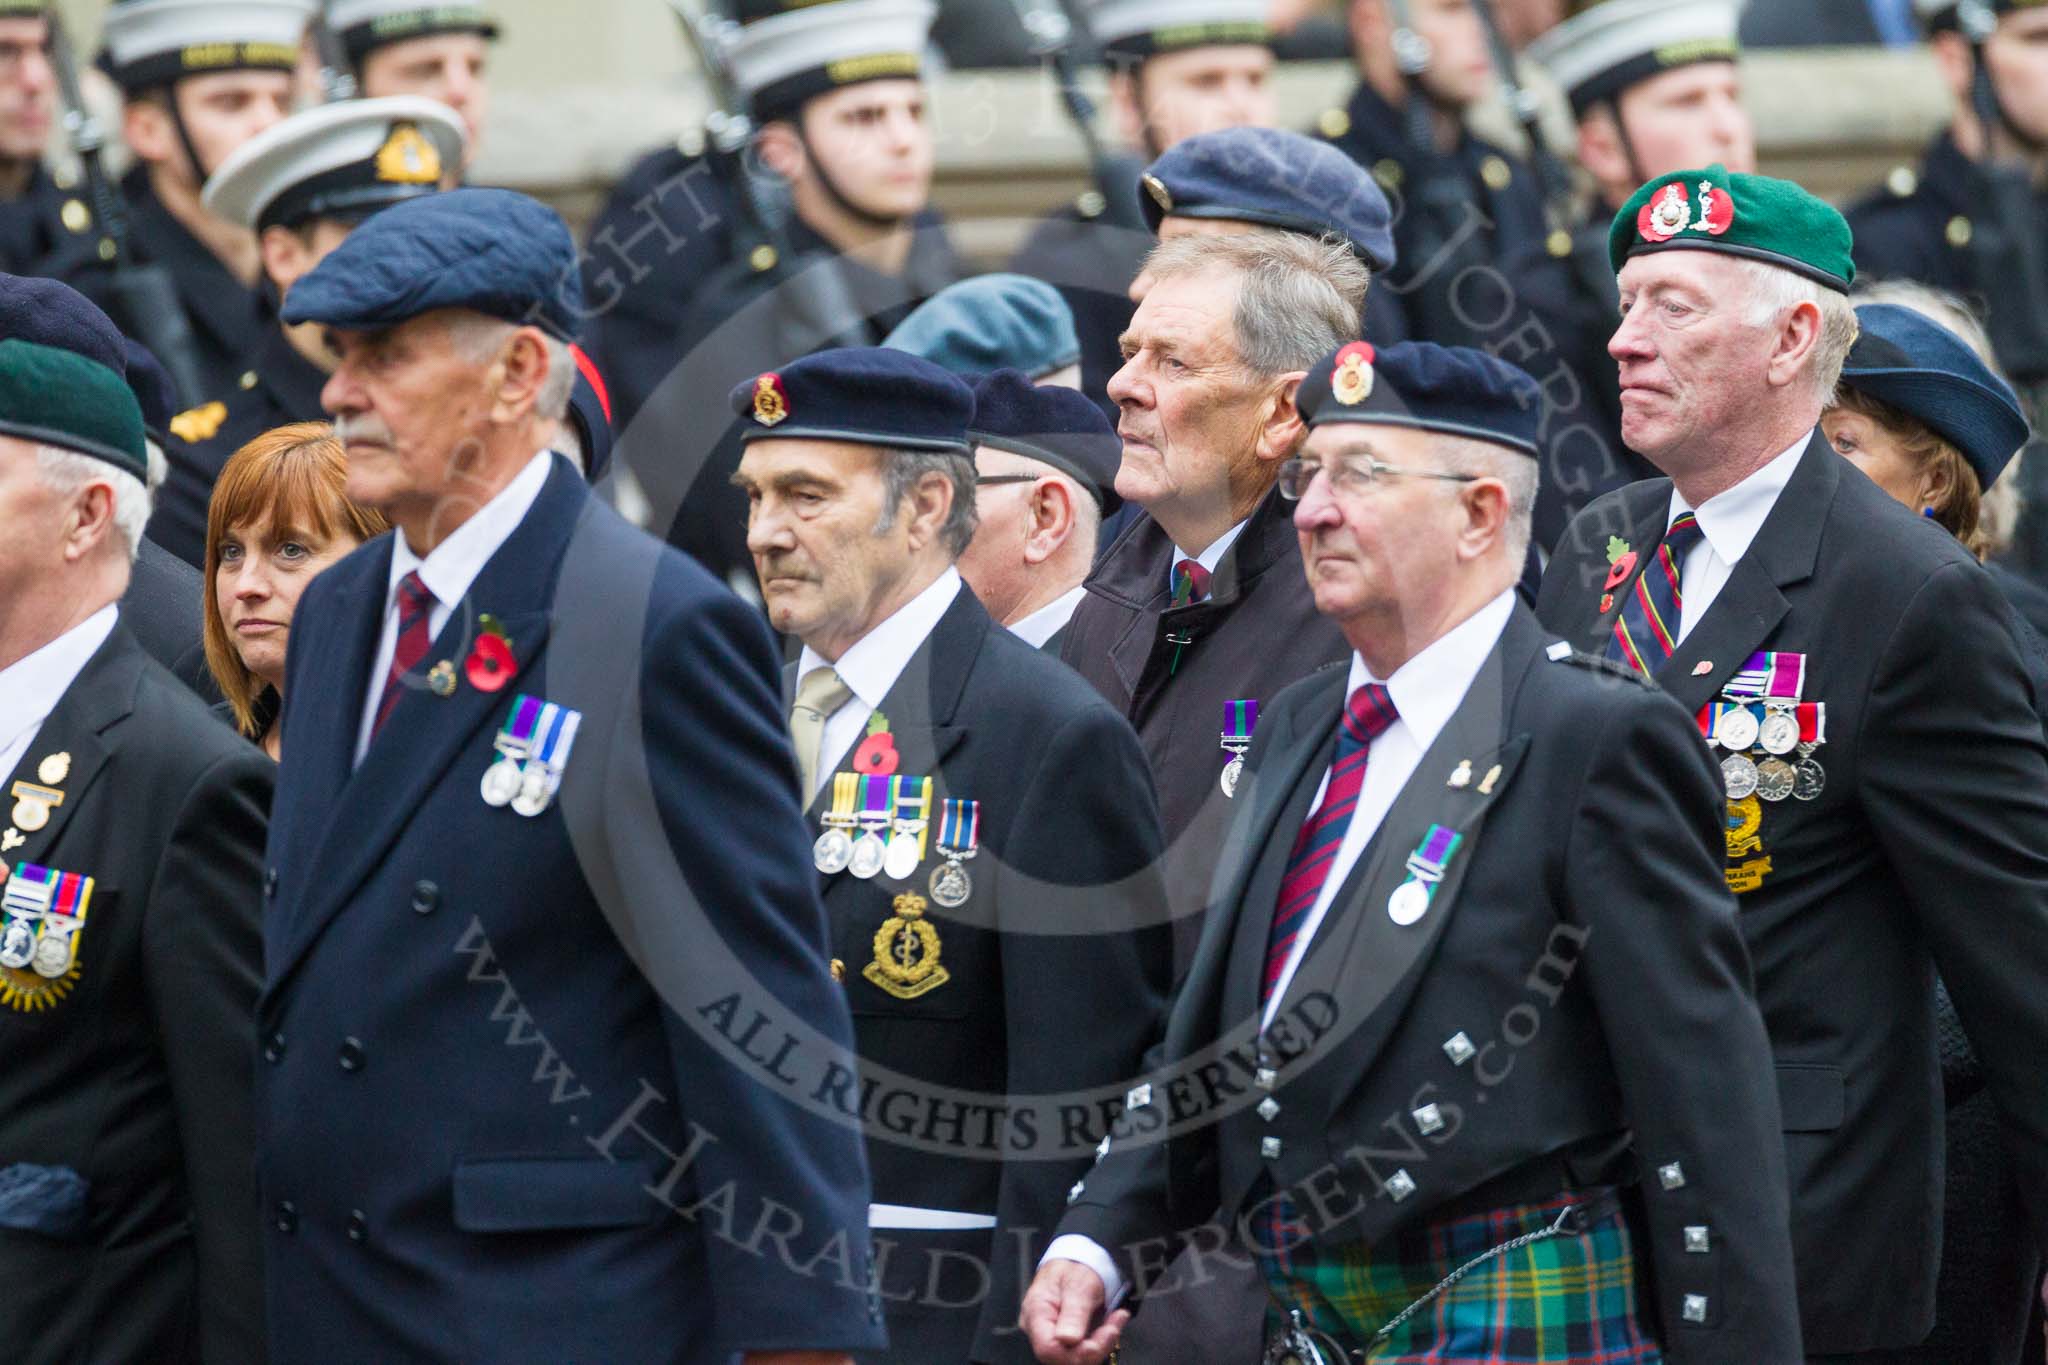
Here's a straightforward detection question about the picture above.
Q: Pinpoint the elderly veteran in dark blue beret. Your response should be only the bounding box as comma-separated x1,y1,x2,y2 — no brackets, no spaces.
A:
954,370,1122,654
260,186,884,1365
0,330,274,1365
730,344,1171,1365
1027,338,1797,1365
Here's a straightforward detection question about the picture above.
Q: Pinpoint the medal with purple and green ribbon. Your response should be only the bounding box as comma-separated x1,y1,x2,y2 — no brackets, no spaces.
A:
849,775,893,880
1388,824,1464,926
1723,651,1807,701
480,694,543,808
1219,699,1258,798
929,798,980,908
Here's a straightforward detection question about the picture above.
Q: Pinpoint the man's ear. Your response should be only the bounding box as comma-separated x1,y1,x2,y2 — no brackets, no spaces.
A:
903,466,956,551
1458,477,1513,562
1765,300,1823,391
755,119,806,180
1253,373,1309,465
60,476,120,565
1023,477,1077,565
490,326,553,423
122,98,176,169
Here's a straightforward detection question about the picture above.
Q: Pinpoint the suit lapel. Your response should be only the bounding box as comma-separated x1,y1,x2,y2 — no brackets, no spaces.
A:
1,627,139,871
273,461,587,981
1572,489,1672,656
1275,611,1546,1089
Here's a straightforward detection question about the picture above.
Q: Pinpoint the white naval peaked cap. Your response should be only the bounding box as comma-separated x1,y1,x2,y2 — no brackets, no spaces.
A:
1525,0,1740,116
101,0,313,90
204,95,466,232
723,0,936,120
325,0,498,63
1077,0,1271,58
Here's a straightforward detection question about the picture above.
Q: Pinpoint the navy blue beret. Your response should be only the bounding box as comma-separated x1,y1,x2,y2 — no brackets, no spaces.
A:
0,272,128,376
1840,303,2030,490
730,346,973,454
968,369,1122,515
280,188,583,340
120,338,178,437
1298,339,1543,458
883,274,1081,381
1139,126,1396,272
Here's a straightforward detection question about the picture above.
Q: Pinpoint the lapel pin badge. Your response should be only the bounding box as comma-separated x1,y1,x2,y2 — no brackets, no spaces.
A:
36,752,69,786
1692,660,1714,677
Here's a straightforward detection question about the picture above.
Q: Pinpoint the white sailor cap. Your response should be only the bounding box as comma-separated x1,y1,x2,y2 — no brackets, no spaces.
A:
100,0,313,91
204,95,465,232
1078,0,1271,61
326,0,498,65
723,0,935,121
1526,0,1740,117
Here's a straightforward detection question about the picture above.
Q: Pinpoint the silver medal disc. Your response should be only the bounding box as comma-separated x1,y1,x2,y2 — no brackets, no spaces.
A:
1758,711,1800,756
0,925,33,970
1754,757,1796,802
511,765,555,818
849,832,887,880
1220,754,1243,798
1721,752,1759,801
480,756,523,808
929,859,972,908
1793,757,1827,801
1714,706,1760,753
883,832,921,882
1387,879,1431,926
31,932,69,978
814,828,853,875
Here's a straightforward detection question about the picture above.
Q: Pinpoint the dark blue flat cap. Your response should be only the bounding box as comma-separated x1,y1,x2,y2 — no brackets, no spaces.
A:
281,187,582,341
1841,303,2030,489
1139,126,1396,272
1298,339,1542,458
883,274,1081,381
968,369,1122,515
0,272,128,376
730,346,973,455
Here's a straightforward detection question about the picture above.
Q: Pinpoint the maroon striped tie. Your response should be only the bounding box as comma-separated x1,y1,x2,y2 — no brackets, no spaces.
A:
371,570,436,739
1262,683,1399,1005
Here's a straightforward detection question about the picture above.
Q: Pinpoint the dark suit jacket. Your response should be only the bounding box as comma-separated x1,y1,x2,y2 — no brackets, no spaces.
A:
1535,433,2048,1354
1059,603,1800,1360
0,621,272,1365
124,536,201,674
795,586,1172,1364
261,456,884,1362
1060,489,1348,970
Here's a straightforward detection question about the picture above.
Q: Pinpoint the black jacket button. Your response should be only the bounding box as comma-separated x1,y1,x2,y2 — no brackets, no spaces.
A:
338,1038,366,1072
347,1209,368,1243
265,868,278,898
263,1032,286,1064
275,1201,298,1234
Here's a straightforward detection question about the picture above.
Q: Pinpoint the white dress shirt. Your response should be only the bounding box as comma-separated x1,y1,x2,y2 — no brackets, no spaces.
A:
1669,433,1809,643
0,605,117,783
793,567,962,805
1166,518,1249,598
1044,588,1518,1305
354,450,554,765
1008,583,1086,650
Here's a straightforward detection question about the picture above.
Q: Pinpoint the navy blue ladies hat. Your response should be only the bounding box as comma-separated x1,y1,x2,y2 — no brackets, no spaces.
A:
968,370,1122,515
731,347,974,455
1841,303,2031,489
1297,339,1543,458
280,187,583,341
883,275,1081,381
1139,126,1396,272
0,272,128,377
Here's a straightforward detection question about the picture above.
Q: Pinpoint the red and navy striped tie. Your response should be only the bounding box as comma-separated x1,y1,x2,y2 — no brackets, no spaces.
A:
371,570,437,739
1607,512,1704,678
1262,683,1399,1006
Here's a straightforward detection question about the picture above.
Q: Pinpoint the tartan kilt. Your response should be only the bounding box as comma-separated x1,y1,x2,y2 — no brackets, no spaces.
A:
1250,1188,1665,1365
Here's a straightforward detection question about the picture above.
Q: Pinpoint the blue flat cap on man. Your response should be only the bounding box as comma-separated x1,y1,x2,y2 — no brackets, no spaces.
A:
730,346,974,454
1138,125,1397,272
1840,303,2031,489
0,272,129,376
280,187,583,340
968,369,1122,514
883,274,1081,382
1297,339,1544,456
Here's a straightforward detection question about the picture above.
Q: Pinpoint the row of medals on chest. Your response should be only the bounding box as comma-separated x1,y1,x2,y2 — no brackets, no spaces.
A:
1711,699,1825,804
813,787,975,909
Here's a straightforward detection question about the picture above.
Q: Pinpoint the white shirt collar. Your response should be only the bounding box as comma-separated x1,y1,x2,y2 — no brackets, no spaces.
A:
1668,431,1811,565
385,450,554,611
1167,518,1249,592
797,568,962,710
0,604,118,768
1346,589,1517,751
1008,583,1086,649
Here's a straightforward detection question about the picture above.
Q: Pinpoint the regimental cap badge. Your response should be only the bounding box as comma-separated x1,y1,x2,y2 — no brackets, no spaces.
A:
1638,177,1734,245
1331,341,1375,406
375,122,442,186
1142,173,1173,215
752,372,789,427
